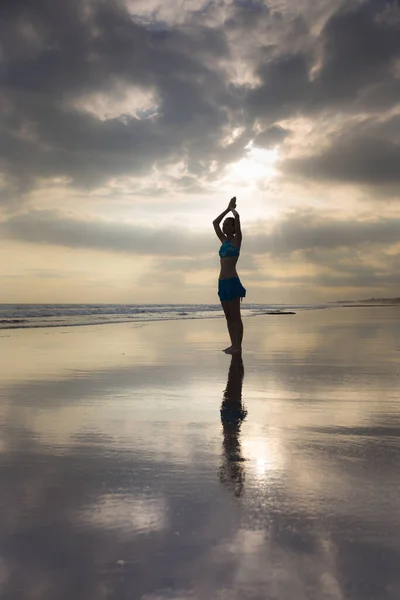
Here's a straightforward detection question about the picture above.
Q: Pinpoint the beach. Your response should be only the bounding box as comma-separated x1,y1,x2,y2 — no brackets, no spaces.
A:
1,306,400,600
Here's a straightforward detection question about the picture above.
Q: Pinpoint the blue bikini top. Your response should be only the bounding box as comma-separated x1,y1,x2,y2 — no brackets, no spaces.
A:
219,239,240,258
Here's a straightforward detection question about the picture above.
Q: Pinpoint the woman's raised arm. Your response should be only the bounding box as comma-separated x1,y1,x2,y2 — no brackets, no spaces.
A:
231,208,242,242
212,197,236,242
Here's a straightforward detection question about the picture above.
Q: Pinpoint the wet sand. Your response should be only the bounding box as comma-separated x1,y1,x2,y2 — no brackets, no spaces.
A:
1,306,400,600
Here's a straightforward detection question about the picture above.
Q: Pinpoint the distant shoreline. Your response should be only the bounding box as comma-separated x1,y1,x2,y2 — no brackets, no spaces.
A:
331,301,400,307
332,298,400,305
335,304,400,308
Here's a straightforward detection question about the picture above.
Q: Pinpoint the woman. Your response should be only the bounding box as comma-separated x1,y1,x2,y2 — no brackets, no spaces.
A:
213,196,246,354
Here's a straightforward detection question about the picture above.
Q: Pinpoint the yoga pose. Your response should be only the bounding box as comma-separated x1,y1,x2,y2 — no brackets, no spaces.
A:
213,197,246,354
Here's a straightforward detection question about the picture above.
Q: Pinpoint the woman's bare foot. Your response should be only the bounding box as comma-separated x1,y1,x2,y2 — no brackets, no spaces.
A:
223,346,233,353
225,345,242,354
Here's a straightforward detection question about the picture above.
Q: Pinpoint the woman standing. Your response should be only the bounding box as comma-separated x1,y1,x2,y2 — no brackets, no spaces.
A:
213,197,246,354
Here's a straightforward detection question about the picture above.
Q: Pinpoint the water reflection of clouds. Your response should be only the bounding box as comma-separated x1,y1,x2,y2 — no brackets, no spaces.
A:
0,323,159,384
79,495,167,536
1,309,400,598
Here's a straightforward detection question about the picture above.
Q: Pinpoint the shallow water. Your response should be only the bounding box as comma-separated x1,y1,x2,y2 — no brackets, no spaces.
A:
0,307,399,599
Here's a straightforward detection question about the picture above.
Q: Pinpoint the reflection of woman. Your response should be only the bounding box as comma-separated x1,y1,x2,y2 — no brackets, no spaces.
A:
213,197,246,354
219,353,247,497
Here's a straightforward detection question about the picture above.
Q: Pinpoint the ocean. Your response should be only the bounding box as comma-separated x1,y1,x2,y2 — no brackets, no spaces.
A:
0,303,331,330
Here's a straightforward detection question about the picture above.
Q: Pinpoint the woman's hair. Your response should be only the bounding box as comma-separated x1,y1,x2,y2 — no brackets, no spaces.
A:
223,217,235,232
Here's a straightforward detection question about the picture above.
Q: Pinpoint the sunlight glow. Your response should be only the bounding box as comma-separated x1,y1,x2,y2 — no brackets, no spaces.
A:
242,434,284,480
221,127,245,147
224,145,279,187
255,456,270,476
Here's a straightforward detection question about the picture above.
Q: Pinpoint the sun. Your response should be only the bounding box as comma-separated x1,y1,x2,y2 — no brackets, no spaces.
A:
224,143,279,187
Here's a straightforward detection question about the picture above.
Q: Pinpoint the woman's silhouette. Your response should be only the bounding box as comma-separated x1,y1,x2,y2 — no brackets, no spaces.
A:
213,197,246,354
219,353,247,497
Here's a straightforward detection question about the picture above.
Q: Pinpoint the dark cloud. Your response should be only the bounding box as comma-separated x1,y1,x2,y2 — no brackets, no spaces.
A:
283,114,400,188
245,208,400,258
254,124,290,148
0,0,243,204
224,0,270,29
248,0,400,119
1,94,171,187
248,52,311,121
0,0,399,208
3,207,400,261
244,0,400,135
311,0,400,111
0,209,209,255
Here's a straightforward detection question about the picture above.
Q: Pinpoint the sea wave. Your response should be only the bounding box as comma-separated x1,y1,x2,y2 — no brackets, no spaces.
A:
0,303,330,330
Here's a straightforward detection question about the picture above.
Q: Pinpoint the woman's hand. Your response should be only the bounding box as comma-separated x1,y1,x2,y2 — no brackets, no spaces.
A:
228,197,236,210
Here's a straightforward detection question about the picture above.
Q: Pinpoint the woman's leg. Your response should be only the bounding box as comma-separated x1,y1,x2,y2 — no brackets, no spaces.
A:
221,300,235,351
225,296,243,353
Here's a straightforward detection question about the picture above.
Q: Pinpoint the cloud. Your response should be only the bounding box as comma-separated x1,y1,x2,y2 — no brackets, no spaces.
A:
254,124,290,148
246,0,400,120
1,0,399,211
311,0,400,112
3,206,400,259
0,0,243,205
283,114,400,190
0,209,203,255
248,52,311,122
224,0,270,29
247,208,400,256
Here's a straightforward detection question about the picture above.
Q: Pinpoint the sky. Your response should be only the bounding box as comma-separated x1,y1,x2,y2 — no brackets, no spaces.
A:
1,0,399,304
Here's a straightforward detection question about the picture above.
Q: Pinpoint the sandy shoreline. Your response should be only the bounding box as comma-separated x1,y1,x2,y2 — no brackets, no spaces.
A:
1,306,400,599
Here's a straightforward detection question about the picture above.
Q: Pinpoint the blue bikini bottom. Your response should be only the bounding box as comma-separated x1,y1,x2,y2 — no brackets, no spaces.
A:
218,277,246,302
